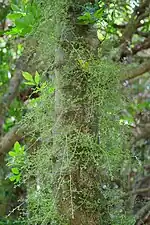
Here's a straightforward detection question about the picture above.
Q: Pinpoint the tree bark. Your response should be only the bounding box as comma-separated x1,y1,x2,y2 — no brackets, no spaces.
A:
53,1,110,224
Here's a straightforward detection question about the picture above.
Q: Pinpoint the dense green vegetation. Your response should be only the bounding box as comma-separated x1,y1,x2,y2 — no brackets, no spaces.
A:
0,0,150,224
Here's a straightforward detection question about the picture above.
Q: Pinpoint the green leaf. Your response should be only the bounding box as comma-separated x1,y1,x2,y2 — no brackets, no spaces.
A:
94,8,104,19
24,14,35,25
78,12,92,21
15,174,21,182
8,151,16,157
12,167,19,175
21,25,32,35
48,87,55,94
41,82,47,90
35,71,40,85
11,4,20,12
97,32,105,41
14,141,21,152
77,12,95,24
15,17,28,29
22,72,34,82
9,175,17,181
30,3,41,19
5,27,22,36
7,13,23,20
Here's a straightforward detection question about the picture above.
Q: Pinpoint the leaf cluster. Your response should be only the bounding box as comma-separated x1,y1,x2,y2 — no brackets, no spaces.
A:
7,141,25,184
6,0,40,36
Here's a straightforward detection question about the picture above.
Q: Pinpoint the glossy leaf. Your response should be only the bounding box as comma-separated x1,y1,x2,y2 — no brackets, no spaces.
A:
22,72,34,82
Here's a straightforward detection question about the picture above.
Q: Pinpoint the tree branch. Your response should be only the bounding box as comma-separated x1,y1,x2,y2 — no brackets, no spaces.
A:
124,59,150,81
123,187,150,198
0,125,23,155
0,57,25,133
132,37,150,55
135,201,150,225
0,52,34,134
121,0,150,43
119,0,150,59
121,19,148,45
132,123,150,141
136,30,150,38
132,187,150,196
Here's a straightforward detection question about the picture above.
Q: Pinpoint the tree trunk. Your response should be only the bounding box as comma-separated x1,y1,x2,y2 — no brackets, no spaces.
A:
53,1,110,224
